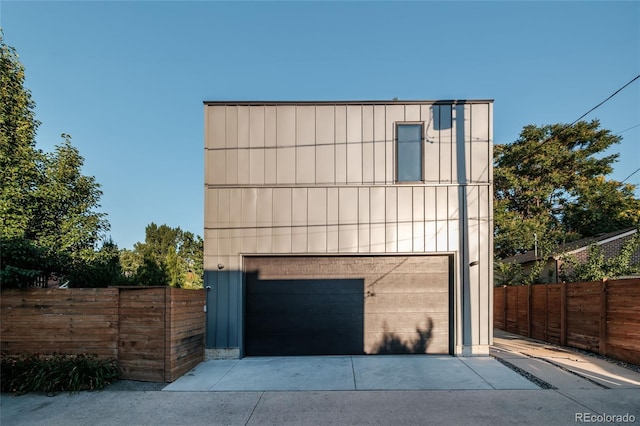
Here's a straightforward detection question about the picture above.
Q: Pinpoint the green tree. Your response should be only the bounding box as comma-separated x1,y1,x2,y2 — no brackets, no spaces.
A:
123,223,203,288
33,134,109,276
559,231,640,282
1,34,110,287
0,31,42,240
494,120,639,259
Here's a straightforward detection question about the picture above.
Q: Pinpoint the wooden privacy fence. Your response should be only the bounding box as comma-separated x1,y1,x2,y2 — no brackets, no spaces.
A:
1,287,205,382
494,279,640,366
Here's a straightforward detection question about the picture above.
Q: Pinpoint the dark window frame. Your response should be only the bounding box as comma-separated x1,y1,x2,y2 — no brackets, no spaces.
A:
395,122,425,183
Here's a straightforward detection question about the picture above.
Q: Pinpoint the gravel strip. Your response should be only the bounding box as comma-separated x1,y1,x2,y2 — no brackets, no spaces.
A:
492,356,557,389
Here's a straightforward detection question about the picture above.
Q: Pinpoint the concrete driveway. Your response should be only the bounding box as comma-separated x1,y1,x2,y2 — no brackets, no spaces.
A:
3,331,640,426
163,355,539,391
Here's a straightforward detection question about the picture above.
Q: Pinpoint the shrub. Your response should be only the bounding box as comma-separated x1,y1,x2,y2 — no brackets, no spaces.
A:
0,353,120,394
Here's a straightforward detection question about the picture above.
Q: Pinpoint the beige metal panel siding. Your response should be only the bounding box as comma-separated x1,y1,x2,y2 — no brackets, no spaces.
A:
276,147,295,184
296,107,316,184
292,188,308,227
242,189,257,226
238,107,250,148
373,105,386,184
308,225,327,253
208,106,226,149
218,189,230,229
370,187,386,252
362,106,374,184
257,227,272,253
204,100,494,355
471,103,491,183
316,106,335,184
347,144,362,184
265,149,277,184
256,189,273,252
265,106,277,148
315,106,334,145
205,188,219,229
424,104,439,182
209,150,225,185
249,149,265,185
358,187,370,224
257,188,273,226
226,107,238,148
237,149,250,184
413,187,425,252
347,105,362,184
292,226,307,253
296,146,315,184
439,105,453,183
273,188,292,227
397,187,413,252
385,187,397,252
335,105,347,184
463,104,473,184
316,144,334,184
359,191,370,251
205,229,218,257
339,187,358,225
327,188,339,252
405,104,420,122
229,189,242,228
277,106,295,147
478,184,491,345
296,105,315,146
226,150,238,185
249,106,265,148
385,105,404,183
471,103,490,142
273,226,292,253
308,188,327,226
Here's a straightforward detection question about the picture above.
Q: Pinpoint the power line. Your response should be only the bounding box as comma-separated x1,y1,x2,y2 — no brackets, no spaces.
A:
615,123,640,135
621,167,640,184
521,74,640,162
568,74,640,127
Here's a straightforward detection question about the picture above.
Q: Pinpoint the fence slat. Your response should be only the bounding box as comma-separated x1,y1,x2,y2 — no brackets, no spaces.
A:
1,287,205,383
494,279,640,366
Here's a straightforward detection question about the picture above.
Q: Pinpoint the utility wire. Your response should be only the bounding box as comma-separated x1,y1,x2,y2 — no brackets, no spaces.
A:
621,167,640,184
521,74,640,162
568,74,640,127
615,123,640,135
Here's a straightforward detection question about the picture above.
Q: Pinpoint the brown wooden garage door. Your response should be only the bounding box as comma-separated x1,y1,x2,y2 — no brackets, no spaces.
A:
244,255,450,356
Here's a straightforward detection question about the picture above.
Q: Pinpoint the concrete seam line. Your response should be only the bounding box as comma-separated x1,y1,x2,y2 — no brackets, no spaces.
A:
554,389,607,416
244,391,264,426
350,357,358,390
459,359,495,390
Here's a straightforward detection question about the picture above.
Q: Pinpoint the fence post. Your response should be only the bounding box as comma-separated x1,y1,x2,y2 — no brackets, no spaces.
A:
544,284,548,341
503,285,507,330
599,280,607,356
560,282,567,346
527,285,532,338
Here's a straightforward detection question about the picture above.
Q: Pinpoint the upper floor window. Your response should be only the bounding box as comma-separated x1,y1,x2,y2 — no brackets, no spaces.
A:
396,123,423,182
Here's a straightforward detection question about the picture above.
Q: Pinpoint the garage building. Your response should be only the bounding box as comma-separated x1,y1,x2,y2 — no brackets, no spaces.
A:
204,100,493,358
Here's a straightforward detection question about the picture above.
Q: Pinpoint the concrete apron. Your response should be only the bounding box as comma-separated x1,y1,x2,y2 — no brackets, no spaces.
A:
163,355,539,392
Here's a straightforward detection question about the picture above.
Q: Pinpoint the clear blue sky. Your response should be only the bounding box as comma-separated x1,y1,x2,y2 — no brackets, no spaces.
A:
2,1,639,249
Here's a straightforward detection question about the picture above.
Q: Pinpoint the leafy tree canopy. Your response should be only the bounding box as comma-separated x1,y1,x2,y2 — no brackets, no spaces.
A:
494,120,640,259
122,223,203,289
1,32,109,287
